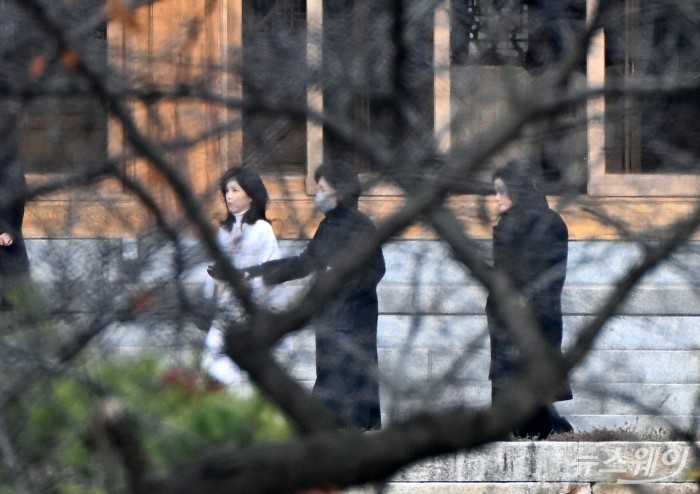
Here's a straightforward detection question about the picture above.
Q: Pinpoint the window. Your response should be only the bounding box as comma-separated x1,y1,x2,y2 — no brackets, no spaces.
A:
451,1,585,69
0,0,107,174
451,0,530,66
323,1,434,174
588,0,700,196
242,0,308,174
241,1,437,178
449,1,587,194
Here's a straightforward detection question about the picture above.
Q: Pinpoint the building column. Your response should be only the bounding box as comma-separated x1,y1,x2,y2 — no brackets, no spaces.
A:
306,0,323,194
434,0,451,154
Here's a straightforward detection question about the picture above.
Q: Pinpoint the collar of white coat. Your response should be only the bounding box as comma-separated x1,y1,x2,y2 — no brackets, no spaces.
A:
233,209,249,226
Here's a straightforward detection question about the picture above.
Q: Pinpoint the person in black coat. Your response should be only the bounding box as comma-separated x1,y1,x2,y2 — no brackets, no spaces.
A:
247,160,385,431
0,148,30,310
485,161,573,438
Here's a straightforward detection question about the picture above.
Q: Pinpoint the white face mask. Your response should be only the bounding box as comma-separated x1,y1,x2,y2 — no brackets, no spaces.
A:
314,191,337,213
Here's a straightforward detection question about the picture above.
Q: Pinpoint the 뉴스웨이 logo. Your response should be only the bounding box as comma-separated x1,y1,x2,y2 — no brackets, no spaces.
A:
576,444,691,484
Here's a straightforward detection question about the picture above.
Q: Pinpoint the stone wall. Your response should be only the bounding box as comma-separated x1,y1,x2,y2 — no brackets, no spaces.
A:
25,238,700,432
348,441,699,493
280,239,700,432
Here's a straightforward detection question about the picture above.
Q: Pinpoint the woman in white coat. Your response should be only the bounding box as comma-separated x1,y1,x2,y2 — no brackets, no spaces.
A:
201,166,281,387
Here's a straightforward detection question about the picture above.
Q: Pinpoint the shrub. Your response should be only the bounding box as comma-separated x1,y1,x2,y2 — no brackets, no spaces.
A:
2,356,292,493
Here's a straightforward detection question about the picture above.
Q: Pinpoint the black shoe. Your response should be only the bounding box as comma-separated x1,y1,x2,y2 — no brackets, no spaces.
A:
552,415,573,434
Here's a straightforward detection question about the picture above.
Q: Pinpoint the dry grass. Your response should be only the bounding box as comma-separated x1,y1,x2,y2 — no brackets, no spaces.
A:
546,424,699,442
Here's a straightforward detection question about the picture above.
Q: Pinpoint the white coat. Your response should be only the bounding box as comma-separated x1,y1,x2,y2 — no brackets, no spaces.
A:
202,215,282,387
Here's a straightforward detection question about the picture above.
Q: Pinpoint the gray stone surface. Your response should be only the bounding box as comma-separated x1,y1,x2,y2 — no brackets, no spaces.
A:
561,415,698,433
347,482,699,493
592,483,700,493
557,383,700,416
375,315,700,351
23,238,700,431
349,485,589,494
390,442,698,483
571,350,700,384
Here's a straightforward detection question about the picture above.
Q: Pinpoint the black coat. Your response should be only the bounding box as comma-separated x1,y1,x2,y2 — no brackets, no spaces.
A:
251,204,385,430
0,150,30,279
485,205,572,402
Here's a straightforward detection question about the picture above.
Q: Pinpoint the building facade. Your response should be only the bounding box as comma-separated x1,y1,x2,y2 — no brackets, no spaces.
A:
7,0,699,431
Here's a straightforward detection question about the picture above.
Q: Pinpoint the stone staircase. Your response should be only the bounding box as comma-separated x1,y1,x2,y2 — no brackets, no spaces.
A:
286,240,700,432
24,238,700,433
347,441,700,493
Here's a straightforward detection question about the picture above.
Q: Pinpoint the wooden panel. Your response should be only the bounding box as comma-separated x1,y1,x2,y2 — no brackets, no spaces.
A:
272,195,700,241
24,186,700,240
206,179,700,241
586,0,700,197
24,200,148,238
588,174,700,198
434,1,450,154
24,1,244,238
105,0,241,222
23,1,700,240
306,0,323,193
225,0,243,168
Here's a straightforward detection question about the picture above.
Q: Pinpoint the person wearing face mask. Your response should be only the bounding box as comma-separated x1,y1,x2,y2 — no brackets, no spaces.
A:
486,160,573,439
246,160,385,431
202,166,282,388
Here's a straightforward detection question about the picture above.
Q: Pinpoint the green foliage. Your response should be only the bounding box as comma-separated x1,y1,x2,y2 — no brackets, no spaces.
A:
20,376,94,470
2,355,292,492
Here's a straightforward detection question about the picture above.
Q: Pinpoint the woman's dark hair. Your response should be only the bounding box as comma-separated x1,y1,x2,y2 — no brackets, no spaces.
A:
219,166,269,230
314,160,361,209
492,161,548,212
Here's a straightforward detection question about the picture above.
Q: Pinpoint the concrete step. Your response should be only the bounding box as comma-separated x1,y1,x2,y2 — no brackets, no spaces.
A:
22,238,700,433
373,315,700,350
377,283,700,316
386,441,698,483
373,348,698,384
349,483,699,493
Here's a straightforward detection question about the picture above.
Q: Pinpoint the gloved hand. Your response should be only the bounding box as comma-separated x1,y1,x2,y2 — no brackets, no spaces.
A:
208,263,250,281
207,262,226,280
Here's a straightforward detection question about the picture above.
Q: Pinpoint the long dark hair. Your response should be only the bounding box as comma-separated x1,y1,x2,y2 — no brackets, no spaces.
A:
492,161,548,213
219,166,270,231
314,160,361,209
